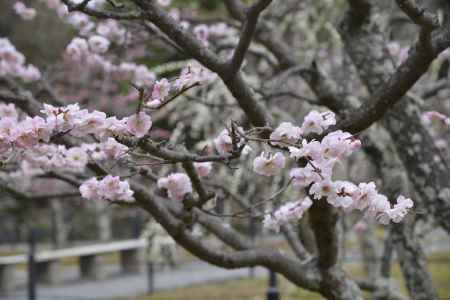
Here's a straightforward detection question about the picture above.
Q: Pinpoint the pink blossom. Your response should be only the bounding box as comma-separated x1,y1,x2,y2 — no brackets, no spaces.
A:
99,137,129,159
151,78,171,101
65,147,89,172
353,182,378,211
0,104,18,120
328,181,357,208
289,139,322,161
321,130,360,159
157,173,193,201
422,111,448,125
13,2,36,20
366,194,390,220
19,65,41,82
98,116,128,140
126,112,152,138
88,35,110,54
174,64,216,90
270,122,302,146
147,99,162,109
65,38,89,61
133,65,156,86
310,179,334,200
385,195,414,224
301,110,336,135
99,175,134,202
289,166,321,188
80,177,102,200
253,152,286,176
194,162,213,177
214,129,233,155
0,38,40,81
263,197,313,231
72,110,106,137
80,176,134,202
96,20,126,44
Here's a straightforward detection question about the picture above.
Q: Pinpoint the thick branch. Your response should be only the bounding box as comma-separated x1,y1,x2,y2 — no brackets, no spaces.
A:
130,0,271,128
227,0,273,76
395,0,440,29
61,0,142,19
132,184,321,290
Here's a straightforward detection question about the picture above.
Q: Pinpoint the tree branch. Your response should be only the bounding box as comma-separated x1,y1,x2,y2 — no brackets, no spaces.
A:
395,0,440,29
132,184,321,290
60,0,142,19
227,0,273,76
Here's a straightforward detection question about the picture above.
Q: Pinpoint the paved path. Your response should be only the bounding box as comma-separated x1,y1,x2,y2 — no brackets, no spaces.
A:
0,261,265,300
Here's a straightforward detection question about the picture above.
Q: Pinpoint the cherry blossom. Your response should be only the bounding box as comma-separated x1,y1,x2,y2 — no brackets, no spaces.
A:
253,152,286,177
126,112,152,138
270,122,302,146
263,197,313,232
151,78,171,102
289,166,321,188
98,138,129,160
157,173,193,201
0,104,18,120
88,35,110,54
13,1,36,20
301,110,336,135
194,162,213,177
0,38,41,81
80,176,134,202
422,111,450,126
65,37,90,61
260,112,414,228
65,147,89,172
380,195,414,224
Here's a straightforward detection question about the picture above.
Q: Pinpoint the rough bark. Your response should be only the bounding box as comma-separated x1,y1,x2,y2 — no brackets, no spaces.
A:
339,0,450,234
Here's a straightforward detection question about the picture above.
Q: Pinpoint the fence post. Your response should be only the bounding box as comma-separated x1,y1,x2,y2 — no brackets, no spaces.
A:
267,269,279,300
147,261,154,294
28,228,37,300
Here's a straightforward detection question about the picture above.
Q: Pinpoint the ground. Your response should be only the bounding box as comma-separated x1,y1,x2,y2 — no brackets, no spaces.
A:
129,252,450,300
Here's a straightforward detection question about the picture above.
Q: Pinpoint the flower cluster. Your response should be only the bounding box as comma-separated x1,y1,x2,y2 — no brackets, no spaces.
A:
13,1,36,20
65,37,156,85
80,175,134,202
23,144,89,173
251,111,413,229
263,197,313,231
0,103,150,159
22,137,130,173
0,38,41,82
422,111,450,126
146,64,217,108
